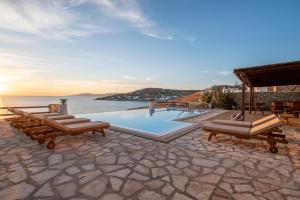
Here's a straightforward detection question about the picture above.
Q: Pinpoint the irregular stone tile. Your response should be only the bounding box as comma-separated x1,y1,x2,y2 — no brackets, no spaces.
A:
173,192,193,200
192,158,219,167
186,181,215,200
234,184,254,192
221,158,236,168
130,151,145,160
48,154,63,166
161,175,170,182
81,164,95,171
166,166,181,174
121,180,143,196
156,160,167,167
134,165,150,175
100,193,124,200
219,182,233,193
99,165,125,173
0,182,35,200
140,159,155,168
27,166,45,174
80,176,107,198
96,155,117,165
144,180,164,189
118,156,134,164
172,175,189,191
195,174,221,184
110,177,123,191
7,167,27,183
78,170,101,184
162,183,175,196
176,160,190,168
51,160,76,169
66,166,81,175
279,188,300,197
34,183,54,197
57,182,77,198
107,168,131,178
183,168,198,177
214,167,226,175
31,170,61,185
128,172,149,181
152,168,168,178
138,190,166,200
223,177,251,184
54,173,72,185
233,193,258,200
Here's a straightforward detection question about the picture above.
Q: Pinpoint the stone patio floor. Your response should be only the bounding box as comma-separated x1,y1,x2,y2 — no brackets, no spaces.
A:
0,118,300,200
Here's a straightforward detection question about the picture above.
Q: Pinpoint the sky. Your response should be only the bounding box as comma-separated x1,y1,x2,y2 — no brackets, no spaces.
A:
0,0,300,96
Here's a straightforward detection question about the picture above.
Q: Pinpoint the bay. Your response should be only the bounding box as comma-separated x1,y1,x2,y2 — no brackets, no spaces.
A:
0,96,148,115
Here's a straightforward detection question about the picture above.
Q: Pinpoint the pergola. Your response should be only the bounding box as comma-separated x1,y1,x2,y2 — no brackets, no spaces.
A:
234,60,300,119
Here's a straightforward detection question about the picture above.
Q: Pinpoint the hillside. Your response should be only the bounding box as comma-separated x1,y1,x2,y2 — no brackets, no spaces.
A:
95,88,199,101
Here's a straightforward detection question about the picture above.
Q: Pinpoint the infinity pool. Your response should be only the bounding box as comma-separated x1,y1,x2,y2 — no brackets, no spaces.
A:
77,108,207,142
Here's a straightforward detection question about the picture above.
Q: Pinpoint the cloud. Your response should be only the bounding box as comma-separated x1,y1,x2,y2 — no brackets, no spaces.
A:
219,71,231,76
121,75,137,80
92,0,172,40
0,0,172,41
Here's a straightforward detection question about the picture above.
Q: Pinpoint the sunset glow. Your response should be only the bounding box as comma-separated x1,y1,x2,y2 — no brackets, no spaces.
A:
1,0,300,96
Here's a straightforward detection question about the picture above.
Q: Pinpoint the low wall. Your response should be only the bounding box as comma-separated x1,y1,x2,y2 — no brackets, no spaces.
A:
233,92,300,110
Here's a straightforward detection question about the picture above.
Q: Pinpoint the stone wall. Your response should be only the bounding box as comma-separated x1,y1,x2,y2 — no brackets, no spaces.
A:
233,92,300,110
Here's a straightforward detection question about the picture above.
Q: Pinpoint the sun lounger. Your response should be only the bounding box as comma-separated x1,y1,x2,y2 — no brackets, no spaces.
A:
212,114,277,128
24,118,91,137
203,117,287,153
32,118,110,149
54,118,90,125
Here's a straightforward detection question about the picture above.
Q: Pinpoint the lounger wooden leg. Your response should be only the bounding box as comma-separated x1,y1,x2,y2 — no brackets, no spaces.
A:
95,129,106,137
266,134,279,153
208,132,214,141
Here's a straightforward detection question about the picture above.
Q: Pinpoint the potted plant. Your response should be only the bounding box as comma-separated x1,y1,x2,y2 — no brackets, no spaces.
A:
59,99,68,115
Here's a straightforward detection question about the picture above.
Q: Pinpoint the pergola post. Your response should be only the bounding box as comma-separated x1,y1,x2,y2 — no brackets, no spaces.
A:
241,80,246,121
249,86,254,114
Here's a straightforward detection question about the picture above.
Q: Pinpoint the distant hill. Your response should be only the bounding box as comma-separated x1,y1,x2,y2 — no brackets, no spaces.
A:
95,88,199,101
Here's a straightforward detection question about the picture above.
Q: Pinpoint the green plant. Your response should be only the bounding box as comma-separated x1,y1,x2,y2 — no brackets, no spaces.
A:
202,92,212,103
60,99,68,105
210,87,236,110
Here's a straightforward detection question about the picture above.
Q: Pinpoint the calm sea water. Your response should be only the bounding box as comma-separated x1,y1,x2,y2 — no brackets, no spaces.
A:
0,96,148,115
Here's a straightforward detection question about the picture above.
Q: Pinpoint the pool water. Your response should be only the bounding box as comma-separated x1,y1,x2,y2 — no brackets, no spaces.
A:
76,108,206,136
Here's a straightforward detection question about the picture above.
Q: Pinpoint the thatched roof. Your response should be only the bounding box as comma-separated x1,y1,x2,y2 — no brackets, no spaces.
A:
234,60,300,87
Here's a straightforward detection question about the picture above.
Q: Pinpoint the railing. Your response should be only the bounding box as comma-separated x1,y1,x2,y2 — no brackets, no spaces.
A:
0,106,50,117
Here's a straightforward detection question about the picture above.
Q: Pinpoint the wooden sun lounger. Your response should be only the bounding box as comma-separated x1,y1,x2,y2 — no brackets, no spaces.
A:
22,113,76,135
25,118,91,137
203,117,287,153
212,114,277,128
32,118,110,149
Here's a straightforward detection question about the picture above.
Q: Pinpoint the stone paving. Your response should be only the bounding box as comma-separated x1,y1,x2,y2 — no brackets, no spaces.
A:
0,119,300,200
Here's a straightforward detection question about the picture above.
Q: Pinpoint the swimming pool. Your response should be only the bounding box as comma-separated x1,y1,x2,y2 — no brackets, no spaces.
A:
77,108,207,142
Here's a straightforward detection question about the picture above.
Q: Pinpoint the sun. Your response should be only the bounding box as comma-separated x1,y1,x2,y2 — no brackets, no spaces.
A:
0,83,7,93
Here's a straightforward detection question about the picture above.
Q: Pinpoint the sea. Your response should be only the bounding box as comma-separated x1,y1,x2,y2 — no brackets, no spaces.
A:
0,96,148,116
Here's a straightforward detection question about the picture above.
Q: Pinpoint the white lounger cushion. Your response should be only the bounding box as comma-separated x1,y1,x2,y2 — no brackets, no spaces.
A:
55,118,90,125
250,118,281,136
213,114,277,128
212,120,252,127
203,122,251,138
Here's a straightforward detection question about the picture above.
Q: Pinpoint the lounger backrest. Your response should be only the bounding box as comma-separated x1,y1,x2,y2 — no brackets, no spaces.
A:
43,118,69,132
252,114,277,127
7,107,15,113
14,109,23,115
250,118,281,136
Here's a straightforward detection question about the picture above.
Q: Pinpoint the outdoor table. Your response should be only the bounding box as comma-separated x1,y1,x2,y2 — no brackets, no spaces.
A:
279,113,299,125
